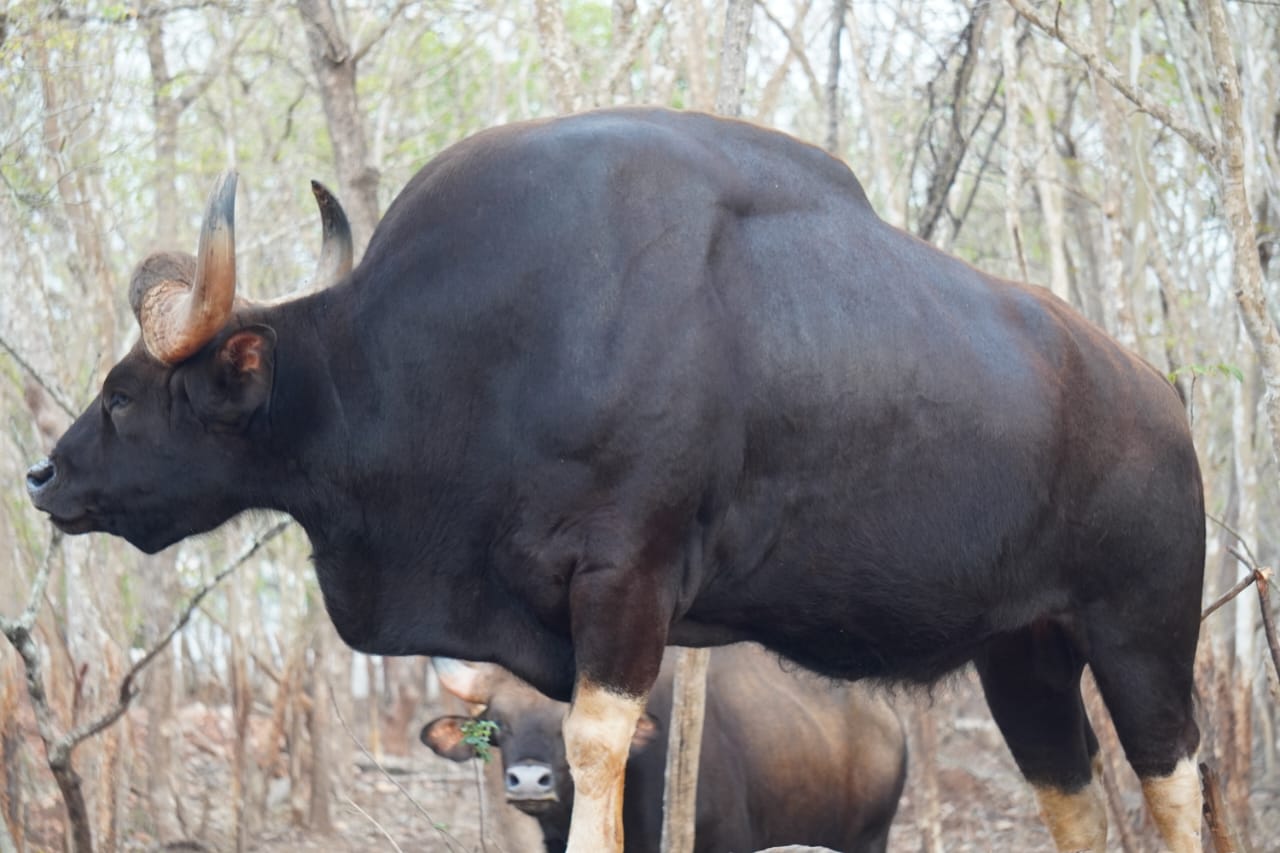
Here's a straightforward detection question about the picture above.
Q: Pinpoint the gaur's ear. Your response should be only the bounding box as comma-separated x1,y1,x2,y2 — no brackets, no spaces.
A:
420,716,478,762
185,324,276,431
629,713,661,757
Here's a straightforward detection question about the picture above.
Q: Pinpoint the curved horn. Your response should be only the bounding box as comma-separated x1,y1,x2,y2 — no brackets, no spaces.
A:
131,171,238,364
433,658,496,705
311,180,353,286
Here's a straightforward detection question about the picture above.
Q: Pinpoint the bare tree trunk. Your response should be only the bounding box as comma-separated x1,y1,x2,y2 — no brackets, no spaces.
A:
610,0,638,101
142,1,228,247
1,663,25,853
916,707,943,853
714,0,754,117
0,802,15,853
824,0,847,154
1000,5,1029,282
365,655,382,759
297,0,381,255
534,0,583,113
4,607,96,853
230,583,250,853
1203,0,1280,467
1228,362,1259,841
144,10,180,248
1088,0,1137,349
660,648,709,853
680,0,712,111
136,551,184,844
33,31,117,374
916,0,993,242
1028,57,1071,302
306,627,334,834
379,658,421,757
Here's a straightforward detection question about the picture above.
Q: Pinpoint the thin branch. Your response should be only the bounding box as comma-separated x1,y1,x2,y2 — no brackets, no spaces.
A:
195,602,283,685
824,0,847,154
327,683,465,853
1,521,290,852
351,0,413,65
144,522,289,667
1207,511,1263,569
57,519,291,758
1255,569,1280,695
600,0,671,104
949,75,1007,243
0,333,76,419
0,531,62,636
1004,0,1220,161
175,18,258,111
1201,570,1258,621
0,533,90,852
343,796,404,853
45,1,247,24
916,0,992,241
757,2,824,109
1220,544,1280,690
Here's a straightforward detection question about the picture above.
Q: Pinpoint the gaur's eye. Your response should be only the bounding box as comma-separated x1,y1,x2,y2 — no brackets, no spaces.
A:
106,390,131,413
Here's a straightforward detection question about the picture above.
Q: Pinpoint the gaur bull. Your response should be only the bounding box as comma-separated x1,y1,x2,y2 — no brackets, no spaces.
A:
26,108,1205,852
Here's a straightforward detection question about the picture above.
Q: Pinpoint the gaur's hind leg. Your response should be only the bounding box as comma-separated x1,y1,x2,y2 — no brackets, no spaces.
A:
1085,599,1202,853
974,622,1106,853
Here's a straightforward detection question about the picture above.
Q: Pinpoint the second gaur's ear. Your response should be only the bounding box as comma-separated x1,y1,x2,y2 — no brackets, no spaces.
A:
186,324,276,431
420,716,479,762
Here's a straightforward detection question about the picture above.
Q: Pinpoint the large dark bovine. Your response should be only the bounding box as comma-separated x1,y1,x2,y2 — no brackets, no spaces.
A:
421,645,906,853
26,108,1206,853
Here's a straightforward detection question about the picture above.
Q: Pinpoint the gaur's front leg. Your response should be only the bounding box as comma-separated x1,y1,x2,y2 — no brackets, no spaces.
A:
562,561,672,853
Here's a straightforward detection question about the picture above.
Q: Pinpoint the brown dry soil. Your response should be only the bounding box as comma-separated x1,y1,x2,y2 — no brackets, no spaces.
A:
14,667,1279,852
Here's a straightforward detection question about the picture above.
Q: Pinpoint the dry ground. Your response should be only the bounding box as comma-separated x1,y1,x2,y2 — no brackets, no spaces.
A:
12,665,1276,852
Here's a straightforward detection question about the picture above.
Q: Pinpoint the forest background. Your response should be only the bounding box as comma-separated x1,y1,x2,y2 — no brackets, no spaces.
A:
1,0,1278,851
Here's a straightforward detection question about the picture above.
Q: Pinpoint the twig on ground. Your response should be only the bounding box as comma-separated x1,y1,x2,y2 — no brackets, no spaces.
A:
327,683,466,853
